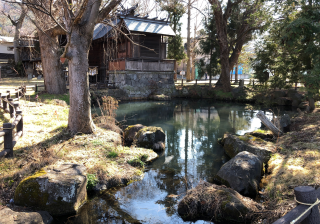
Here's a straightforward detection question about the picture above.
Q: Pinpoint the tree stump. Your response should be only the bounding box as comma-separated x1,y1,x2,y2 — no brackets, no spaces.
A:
256,111,283,137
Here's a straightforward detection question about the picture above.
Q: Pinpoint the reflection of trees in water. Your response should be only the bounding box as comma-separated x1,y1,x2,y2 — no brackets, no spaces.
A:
113,100,281,221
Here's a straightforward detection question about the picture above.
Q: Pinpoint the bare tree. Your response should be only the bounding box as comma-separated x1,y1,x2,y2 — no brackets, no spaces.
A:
1,2,27,64
5,0,122,133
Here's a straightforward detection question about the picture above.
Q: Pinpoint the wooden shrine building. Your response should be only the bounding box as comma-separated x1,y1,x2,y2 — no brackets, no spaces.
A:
88,4,176,86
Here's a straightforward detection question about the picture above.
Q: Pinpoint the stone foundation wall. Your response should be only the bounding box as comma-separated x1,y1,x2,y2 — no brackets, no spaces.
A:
0,63,17,77
108,71,176,99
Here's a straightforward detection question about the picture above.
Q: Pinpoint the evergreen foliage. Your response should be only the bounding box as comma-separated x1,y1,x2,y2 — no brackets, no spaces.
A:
196,9,220,79
252,0,320,93
157,0,186,62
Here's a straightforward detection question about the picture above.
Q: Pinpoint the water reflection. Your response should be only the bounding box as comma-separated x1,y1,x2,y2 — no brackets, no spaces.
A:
73,100,294,224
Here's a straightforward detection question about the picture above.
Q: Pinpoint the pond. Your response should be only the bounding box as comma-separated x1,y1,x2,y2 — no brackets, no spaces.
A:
62,100,295,224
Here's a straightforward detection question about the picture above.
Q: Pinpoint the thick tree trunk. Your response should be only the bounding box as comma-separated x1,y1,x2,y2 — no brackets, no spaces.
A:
67,30,95,134
13,31,21,64
216,43,232,92
38,31,66,94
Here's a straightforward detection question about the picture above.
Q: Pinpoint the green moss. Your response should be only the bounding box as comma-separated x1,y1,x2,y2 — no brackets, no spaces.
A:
215,90,233,99
14,169,49,207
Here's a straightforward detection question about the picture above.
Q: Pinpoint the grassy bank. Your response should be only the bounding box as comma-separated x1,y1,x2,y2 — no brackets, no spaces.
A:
259,109,320,222
0,90,158,207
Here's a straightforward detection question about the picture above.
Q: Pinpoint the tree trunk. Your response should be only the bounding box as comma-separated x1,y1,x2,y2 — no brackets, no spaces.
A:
12,6,26,65
216,44,232,92
38,31,66,94
256,111,283,137
235,62,239,83
67,30,95,134
186,0,191,81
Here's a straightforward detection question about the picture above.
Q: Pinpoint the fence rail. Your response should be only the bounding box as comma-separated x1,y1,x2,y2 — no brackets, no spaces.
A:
0,86,26,158
273,186,320,224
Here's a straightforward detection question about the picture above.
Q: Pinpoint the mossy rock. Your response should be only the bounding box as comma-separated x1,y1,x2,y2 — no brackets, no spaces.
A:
14,164,87,215
221,133,273,164
135,126,166,152
215,151,263,198
124,124,145,146
178,181,262,223
0,208,53,224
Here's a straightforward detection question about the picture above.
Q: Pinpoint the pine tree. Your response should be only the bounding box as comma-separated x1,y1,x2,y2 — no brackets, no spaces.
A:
157,0,186,63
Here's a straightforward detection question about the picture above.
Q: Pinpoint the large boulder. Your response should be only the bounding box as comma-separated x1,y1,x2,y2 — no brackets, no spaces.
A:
14,164,87,215
275,97,292,106
0,208,53,224
273,114,291,132
215,151,263,198
135,126,166,151
221,133,273,164
178,181,262,223
124,124,145,146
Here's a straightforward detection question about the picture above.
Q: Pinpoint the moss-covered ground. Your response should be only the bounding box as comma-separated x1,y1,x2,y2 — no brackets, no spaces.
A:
0,80,157,208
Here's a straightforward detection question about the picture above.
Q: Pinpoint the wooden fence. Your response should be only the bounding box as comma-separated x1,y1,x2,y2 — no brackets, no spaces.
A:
0,87,26,158
273,186,320,224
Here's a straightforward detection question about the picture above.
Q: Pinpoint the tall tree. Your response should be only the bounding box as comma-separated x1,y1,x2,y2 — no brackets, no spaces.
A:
207,0,270,92
16,0,121,133
253,0,320,108
28,5,67,94
2,3,27,65
196,7,220,80
157,0,186,63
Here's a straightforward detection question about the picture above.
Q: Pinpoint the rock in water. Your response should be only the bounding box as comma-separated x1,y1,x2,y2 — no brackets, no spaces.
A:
135,126,166,152
215,151,263,198
124,124,145,146
221,133,273,164
0,208,53,224
178,181,262,223
14,164,87,215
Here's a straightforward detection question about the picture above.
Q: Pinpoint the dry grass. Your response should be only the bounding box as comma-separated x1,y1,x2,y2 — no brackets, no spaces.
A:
259,109,320,222
0,91,158,206
0,77,45,92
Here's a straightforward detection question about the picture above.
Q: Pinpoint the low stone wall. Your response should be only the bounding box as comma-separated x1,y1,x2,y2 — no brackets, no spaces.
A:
108,71,176,99
0,63,17,77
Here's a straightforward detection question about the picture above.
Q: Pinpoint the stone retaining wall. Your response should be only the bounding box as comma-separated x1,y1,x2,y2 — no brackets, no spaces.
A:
0,63,17,77
108,71,175,99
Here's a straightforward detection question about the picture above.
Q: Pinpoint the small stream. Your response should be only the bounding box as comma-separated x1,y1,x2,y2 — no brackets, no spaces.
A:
61,100,295,224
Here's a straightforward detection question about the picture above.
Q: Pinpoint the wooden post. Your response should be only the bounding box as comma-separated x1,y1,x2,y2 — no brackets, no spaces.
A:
196,79,197,86
294,186,320,224
35,84,38,93
181,78,184,86
16,110,23,136
6,90,10,99
2,95,7,111
209,75,212,86
3,123,13,157
8,98,14,118
14,102,19,112
256,111,283,136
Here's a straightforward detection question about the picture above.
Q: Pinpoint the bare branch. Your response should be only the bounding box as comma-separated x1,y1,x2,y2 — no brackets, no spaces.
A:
74,0,89,24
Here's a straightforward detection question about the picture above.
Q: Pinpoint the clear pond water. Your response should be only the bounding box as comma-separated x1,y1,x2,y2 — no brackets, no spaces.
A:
61,100,295,224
